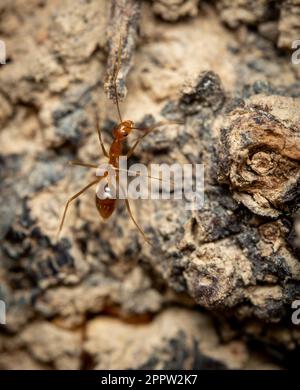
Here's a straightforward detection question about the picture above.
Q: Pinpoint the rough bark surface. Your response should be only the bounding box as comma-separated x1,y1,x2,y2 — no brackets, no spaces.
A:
0,0,300,370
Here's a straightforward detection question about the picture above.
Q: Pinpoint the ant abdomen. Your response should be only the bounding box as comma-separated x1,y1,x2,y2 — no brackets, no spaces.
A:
95,196,116,219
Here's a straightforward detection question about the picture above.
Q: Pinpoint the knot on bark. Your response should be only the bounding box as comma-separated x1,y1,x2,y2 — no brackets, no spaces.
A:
218,96,300,217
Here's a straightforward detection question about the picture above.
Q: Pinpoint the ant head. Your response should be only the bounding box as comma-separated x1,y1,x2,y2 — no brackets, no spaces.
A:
113,120,134,140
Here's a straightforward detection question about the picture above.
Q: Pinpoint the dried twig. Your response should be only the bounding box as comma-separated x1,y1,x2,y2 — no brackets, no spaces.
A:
104,0,141,102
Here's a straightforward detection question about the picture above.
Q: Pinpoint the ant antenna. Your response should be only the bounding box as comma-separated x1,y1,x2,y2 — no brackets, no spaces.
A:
112,35,123,123
94,108,109,157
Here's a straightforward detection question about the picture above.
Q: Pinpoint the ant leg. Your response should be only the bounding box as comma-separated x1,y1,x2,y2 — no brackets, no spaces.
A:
57,178,100,238
127,121,183,158
95,109,109,158
126,130,152,158
124,198,152,246
113,166,174,185
133,120,184,132
112,35,123,122
126,126,157,158
69,161,98,169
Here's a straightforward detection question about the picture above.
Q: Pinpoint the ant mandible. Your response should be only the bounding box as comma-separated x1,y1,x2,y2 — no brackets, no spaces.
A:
57,37,178,245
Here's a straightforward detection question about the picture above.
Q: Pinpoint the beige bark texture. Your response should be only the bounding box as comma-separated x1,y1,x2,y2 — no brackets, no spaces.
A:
0,0,300,369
